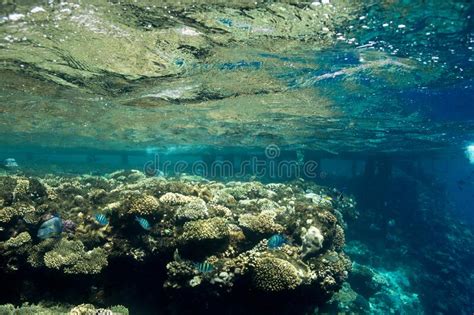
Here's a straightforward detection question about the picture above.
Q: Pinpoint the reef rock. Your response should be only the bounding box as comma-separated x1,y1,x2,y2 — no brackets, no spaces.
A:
301,226,325,257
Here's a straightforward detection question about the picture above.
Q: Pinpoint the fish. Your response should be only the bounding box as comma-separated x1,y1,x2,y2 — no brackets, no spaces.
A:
95,213,109,226
267,234,286,249
2,158,18,169
330,187,347,201
37,216,63,239
195,262,214,273
135,216,151,230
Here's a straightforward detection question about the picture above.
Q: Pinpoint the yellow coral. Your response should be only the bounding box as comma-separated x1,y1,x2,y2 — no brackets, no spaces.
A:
127,194,159,215
0,204,35,223
209,204,233,217
159,192,193,205
3,232,32,249
43,239,108,274
180,217,229,242
253,257,301,292
44,240,84,270
0,207,17,223
13,178,29,199
69,304,96,315
238,210,284,235
64,247,108,274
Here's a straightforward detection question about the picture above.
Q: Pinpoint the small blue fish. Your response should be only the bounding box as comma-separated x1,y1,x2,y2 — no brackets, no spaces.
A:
37,216,63,239
268,234,286,249
95,213,109,226
218,18,233,27
135,216,151,230
195,262,214,273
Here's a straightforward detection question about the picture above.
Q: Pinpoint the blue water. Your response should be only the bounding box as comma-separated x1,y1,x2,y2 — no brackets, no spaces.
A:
1,1,474,314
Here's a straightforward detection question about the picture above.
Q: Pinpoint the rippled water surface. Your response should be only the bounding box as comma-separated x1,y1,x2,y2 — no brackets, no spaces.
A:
1,0,473,153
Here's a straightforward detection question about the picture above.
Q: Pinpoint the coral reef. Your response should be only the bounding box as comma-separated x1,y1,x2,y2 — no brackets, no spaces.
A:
0,303,128,315
42,239,108,274
175,197,209,222
238,211,284,236
252,257,301,292
0,172,352,310
3,232,32,250
178,217,229,259
125,194,160,216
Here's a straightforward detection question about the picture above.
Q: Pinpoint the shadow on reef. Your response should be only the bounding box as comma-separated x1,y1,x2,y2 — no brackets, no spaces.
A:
0,170,356,314
0,257,336,315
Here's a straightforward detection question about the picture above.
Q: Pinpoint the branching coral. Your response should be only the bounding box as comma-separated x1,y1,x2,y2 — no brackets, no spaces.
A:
0,207,18,223
0,204,35,223
13,178,30,200
3,232,32,249
69,303,129,315
44,239,84,270
64,247,108,274
43,239,108,274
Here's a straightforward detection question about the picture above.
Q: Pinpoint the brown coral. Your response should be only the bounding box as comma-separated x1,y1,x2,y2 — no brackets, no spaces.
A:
252,257,302,292
126,194,160,215
238,210,284,236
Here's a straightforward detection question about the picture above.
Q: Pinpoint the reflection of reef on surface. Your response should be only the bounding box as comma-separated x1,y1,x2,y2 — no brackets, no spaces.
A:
0,170,356,313
1,1,473,153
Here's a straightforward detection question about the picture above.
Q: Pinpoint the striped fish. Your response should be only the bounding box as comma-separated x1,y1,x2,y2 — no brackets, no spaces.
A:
135,216,151,230
95,213,109,226
195,262,214,273
267,234,286,249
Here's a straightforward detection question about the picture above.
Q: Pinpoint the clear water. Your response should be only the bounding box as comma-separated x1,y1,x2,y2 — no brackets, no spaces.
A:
0,1,473,314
